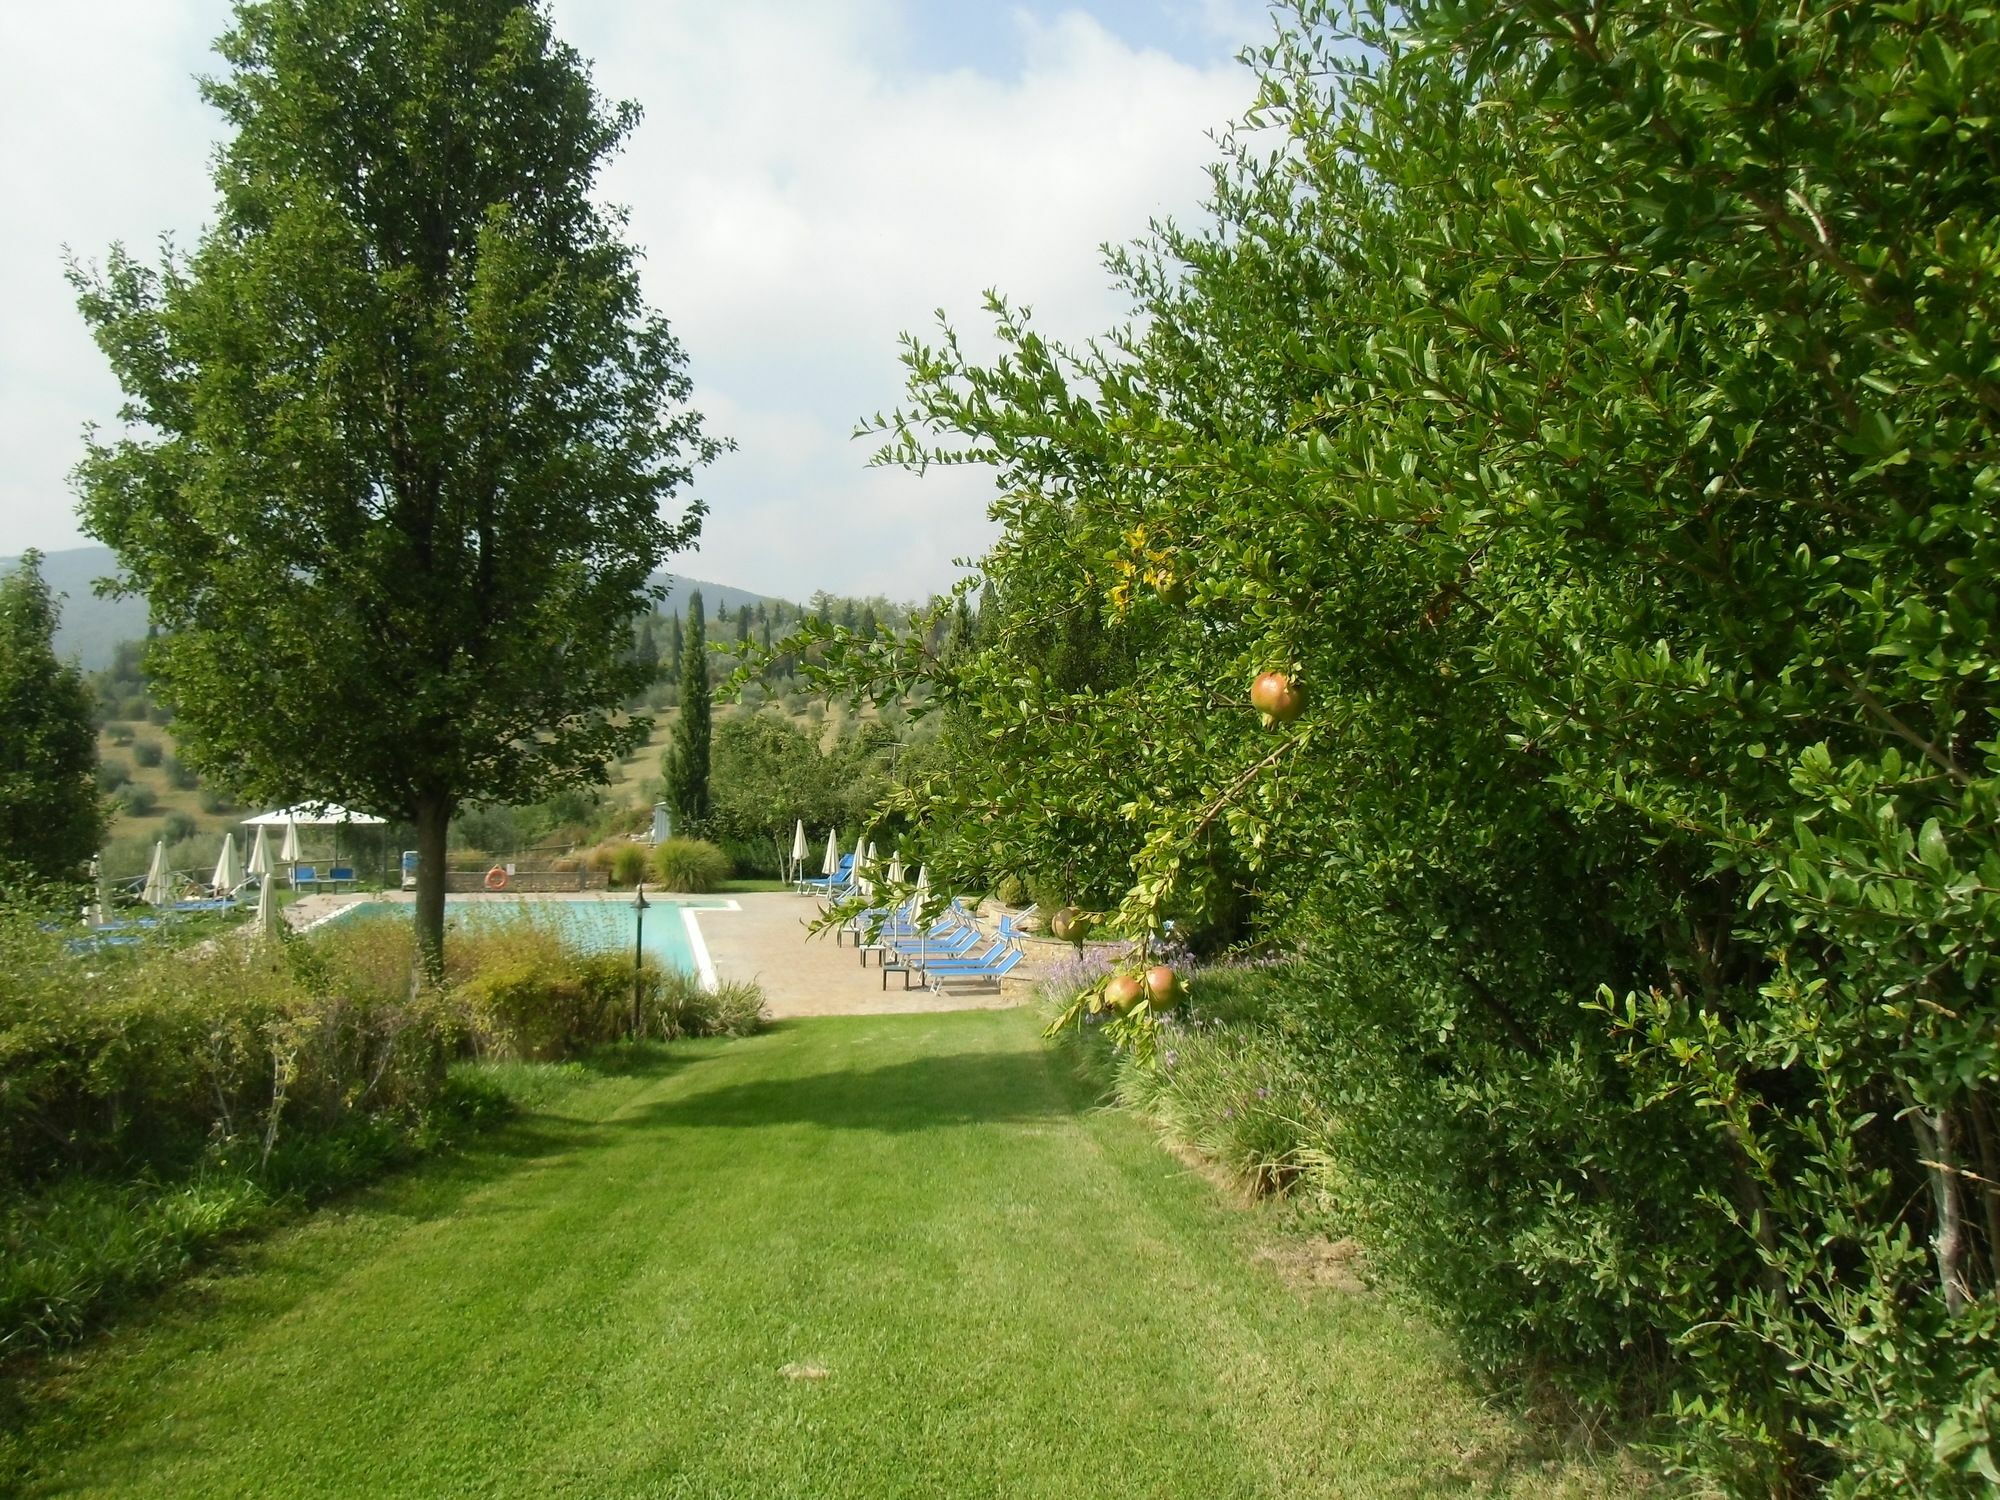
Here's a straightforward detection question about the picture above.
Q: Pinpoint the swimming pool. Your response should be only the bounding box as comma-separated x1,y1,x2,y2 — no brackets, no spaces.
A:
327,896,730,987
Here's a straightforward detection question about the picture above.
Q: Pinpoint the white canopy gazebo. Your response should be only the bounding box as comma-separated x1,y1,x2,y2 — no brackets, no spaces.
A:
241,803,387,828
244,803,389,882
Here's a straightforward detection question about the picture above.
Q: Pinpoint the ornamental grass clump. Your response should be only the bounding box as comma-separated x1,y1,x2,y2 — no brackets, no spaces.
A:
608,842,649,888
649,836,731,892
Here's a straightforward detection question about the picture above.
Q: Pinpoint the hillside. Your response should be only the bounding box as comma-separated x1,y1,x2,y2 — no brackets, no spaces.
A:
0,545,794,671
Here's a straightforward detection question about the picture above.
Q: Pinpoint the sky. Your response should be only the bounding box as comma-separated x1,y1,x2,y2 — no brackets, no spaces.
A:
0,1,1271,603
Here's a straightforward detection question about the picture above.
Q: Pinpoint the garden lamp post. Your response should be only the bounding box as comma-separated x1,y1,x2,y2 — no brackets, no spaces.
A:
631,883,650,1039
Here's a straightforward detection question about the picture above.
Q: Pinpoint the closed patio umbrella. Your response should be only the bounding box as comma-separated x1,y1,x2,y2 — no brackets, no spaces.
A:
279,816,302,865
790,820,807,882
886,853,905,886
142,840,172,906
247,824,272,878
822,829,840,877
256,872,281,938
211,832,245,897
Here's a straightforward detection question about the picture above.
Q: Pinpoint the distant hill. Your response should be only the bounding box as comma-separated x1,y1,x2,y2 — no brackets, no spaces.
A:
1,545,793,672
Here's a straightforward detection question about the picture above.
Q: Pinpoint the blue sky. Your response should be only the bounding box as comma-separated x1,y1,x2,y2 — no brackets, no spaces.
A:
0,2,1272,601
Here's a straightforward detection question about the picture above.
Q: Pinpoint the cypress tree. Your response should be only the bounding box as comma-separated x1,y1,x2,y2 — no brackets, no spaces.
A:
0,552,107,887
663,591,710,827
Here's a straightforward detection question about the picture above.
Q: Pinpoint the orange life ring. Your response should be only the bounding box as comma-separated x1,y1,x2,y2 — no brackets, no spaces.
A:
484,866,509,891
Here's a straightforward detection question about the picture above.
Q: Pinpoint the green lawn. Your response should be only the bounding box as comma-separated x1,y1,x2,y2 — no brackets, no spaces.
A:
4,1013,1642,1498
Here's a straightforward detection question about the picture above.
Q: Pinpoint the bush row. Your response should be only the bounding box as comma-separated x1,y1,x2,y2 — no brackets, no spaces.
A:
0,904,761,1357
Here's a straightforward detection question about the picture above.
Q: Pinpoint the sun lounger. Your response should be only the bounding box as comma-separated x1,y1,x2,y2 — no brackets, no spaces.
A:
894,916,1027,992
292,864,320,892
796,853,855,897
923,944,1024,992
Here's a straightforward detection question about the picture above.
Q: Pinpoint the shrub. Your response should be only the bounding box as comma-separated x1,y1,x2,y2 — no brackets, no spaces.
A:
452,802,519,856
144,702,171,726
95,760,130,792
715,835,779,880
653,971,763,1041
132,739,163,768
649,837,730,893
162,811,198,844
993,873,1028,907
163,756,200,791
0,910,461,1190
0,900,762,1361
119,694,149,722
120,785,159,817
195,787,234,814
608,842,648,888
105,724,135,747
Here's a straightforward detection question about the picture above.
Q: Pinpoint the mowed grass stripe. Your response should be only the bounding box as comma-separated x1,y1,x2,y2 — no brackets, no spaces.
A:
11,1013,1637,1498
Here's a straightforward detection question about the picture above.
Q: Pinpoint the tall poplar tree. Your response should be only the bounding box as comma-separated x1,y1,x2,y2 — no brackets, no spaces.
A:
0,553,106,890
664,591,710,827
69,0,722,973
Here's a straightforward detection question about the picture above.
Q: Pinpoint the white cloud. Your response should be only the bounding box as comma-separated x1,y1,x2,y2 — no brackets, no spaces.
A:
0,0,1251,603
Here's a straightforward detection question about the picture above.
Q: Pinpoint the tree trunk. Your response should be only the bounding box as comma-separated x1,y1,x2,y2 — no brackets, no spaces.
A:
413,795,453,988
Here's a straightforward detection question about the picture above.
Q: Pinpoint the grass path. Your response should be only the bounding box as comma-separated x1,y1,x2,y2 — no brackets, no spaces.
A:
6,1013,1640,1498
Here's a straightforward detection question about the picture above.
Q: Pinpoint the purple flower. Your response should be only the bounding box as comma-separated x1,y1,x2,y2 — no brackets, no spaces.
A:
1163,1050,1179,1069
1221,1107,1235,1120
1255,1087,1269,1099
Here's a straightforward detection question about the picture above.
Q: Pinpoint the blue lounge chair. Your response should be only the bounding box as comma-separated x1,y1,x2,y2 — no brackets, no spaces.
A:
874,925,984,982
66,931,146,954
922,944,1024,992
796,853,855,896
292,864,320,892
841,895,913,951
902,915,1028,991
327,864,356,890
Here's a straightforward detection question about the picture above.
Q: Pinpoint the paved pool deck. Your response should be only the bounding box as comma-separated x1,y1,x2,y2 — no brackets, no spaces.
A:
285,889,1040,1019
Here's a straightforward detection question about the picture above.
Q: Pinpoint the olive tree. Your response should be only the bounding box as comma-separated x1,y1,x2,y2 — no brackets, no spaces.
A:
71,0,722,974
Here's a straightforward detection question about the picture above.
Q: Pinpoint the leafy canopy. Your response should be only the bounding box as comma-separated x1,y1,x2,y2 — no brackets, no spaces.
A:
0,553,106,890
70,0,723,835
810,0,2000,1489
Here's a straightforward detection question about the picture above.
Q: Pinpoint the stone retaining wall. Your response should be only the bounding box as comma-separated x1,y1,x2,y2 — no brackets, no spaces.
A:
442,869,605,894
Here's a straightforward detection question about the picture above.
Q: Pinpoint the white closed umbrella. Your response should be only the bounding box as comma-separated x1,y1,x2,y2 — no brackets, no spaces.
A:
865,840,878,865
790,819,807,871
887,854,905,886
279,815,302,865
211,832,245,897
256,872,280,938
822,829,840,877
142,840,172,906
247,824,272,878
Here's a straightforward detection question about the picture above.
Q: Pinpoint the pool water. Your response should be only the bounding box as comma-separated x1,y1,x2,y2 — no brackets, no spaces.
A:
332,897,724,978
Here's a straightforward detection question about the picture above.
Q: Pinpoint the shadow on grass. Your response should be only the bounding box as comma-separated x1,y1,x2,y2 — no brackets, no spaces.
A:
0,1047,717,1479
625,1047,1085,1134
